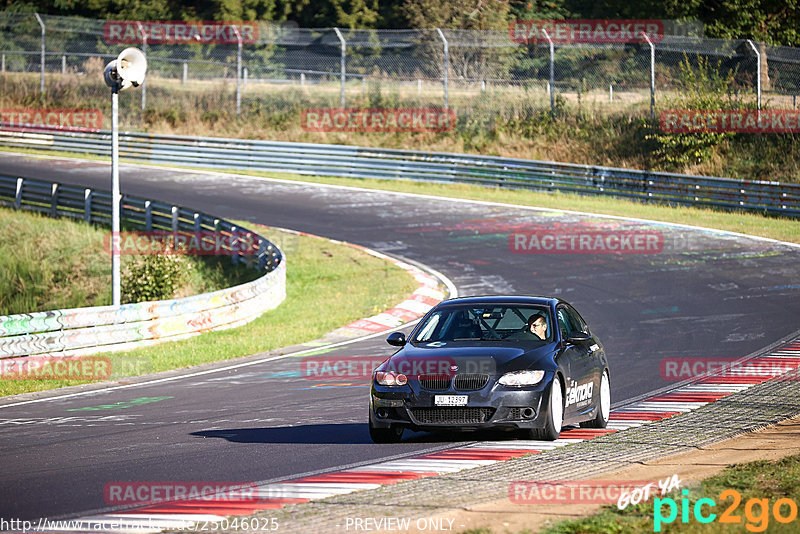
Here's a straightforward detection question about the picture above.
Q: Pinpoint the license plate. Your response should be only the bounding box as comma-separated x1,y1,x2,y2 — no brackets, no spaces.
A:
435,395,468,406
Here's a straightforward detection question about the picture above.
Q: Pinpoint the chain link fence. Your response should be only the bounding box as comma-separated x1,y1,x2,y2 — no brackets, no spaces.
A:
1,12,799,125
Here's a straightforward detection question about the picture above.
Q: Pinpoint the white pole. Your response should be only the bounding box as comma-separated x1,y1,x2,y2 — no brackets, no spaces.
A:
333,28,346,108
136,22,147,110
746,39,762,110
34,13,45,94
609,84,613,102
111,88,121,307
542,29,554,116
436,28,448,109
105,48,146,306
641,32,655,120
232,25,242,114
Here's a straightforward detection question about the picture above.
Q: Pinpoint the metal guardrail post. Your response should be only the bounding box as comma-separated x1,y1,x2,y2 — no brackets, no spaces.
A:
230,225,239,265
436,28,448,110
136,22,147,110
171,205,179,235
542,29,554,116
333,28,346,108
641,32,655,120
232,25,243,115
258,238,268,270
746,39,762,110
50,183,58,217
15,177,23,209
84,188,91,223
144,200,152,231
193,212,201,232
34,13,45,94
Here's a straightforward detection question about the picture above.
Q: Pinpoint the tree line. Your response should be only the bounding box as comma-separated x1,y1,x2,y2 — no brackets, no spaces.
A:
1,0,798,46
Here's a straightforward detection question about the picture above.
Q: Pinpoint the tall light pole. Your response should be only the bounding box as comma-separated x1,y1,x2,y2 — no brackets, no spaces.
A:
104,48,147,306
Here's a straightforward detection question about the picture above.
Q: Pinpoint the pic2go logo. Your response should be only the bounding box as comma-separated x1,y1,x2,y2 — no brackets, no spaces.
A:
654,489,800,532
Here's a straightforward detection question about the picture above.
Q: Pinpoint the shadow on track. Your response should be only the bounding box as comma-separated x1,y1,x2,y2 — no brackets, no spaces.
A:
191,424,531,444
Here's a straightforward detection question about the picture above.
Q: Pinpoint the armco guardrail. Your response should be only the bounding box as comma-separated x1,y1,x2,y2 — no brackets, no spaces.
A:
0,126,798,217
0,174,285,358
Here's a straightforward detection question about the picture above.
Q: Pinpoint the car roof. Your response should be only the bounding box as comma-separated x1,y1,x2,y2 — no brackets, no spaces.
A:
436,295,562,307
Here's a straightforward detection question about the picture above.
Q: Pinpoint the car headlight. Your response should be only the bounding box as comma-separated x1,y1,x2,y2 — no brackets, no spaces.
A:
498,370,545,387
375,371,408,386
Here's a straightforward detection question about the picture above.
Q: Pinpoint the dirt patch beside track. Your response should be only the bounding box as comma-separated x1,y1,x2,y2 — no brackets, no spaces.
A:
393,414,800,533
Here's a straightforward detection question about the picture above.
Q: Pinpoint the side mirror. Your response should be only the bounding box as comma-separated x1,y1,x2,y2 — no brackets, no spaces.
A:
566,331,592,344
386,332,406,347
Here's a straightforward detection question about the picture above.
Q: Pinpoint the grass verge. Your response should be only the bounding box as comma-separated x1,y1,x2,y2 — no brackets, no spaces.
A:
2,69,798,182
0,225,418,397
0,206,257,315
541,454,800,533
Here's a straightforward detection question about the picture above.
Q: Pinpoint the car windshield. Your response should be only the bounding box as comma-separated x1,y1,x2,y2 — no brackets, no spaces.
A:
412,305,553,343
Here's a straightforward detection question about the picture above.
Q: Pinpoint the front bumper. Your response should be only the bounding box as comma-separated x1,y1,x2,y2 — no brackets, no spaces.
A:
370,374,552,432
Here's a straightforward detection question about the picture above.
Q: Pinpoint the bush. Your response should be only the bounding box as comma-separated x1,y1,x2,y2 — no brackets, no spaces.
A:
121,253,188,304
646,55,744,168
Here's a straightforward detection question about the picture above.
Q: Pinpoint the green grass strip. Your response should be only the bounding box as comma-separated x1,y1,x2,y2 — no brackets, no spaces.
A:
542,454,800,533
0,226,418,397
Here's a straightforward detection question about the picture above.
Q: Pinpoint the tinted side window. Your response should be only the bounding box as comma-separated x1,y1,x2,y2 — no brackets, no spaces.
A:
566,306,588,333
557,306,585,336
556,308,572,338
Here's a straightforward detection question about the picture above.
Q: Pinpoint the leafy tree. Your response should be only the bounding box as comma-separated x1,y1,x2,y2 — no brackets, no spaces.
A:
698,0,799,46
646,55,745,168
510,0,575,20
400,0,511,30
274,0,379,28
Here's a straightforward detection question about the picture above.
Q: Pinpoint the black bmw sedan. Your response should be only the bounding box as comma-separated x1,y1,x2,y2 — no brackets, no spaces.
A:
369,296,610,443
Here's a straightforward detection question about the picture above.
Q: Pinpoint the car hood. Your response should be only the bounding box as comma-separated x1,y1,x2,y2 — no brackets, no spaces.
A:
383,342,558,375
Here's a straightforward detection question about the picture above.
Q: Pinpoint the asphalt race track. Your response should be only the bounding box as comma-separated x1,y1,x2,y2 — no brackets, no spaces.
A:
1,152,800,522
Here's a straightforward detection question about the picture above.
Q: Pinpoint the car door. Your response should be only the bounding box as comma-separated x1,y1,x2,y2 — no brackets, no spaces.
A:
557,305,596,420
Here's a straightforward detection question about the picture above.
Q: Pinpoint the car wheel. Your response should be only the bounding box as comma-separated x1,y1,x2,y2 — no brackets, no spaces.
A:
520,374,563,441
369,417,404,443
581,370,610,429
